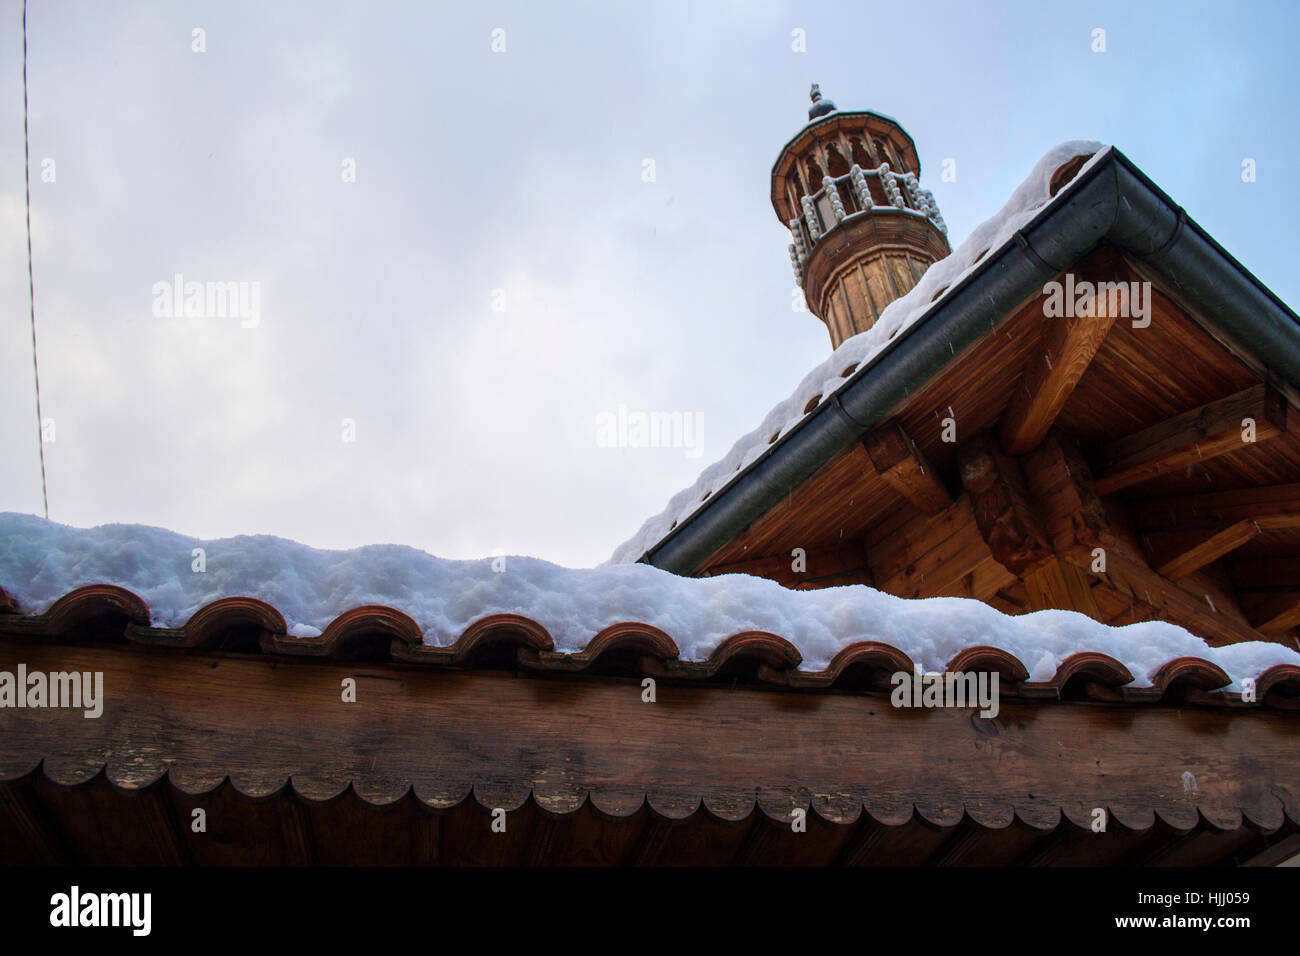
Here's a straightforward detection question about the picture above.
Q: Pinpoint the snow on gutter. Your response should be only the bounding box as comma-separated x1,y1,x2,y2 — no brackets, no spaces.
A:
611,145,1300,575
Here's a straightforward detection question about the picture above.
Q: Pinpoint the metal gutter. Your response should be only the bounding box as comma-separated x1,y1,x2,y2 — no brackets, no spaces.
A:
641,148,1300,575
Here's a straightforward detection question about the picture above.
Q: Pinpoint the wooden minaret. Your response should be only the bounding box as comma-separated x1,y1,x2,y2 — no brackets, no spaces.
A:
774,85,950,348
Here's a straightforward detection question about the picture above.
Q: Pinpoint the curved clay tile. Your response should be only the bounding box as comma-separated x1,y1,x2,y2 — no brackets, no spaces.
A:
780,640,914,688
0,584,151,639
1019,651,1135,701
1257,663,1300,707
945,645,1030,683
392,613,553,665
286,604,421,659
522,621,679,673
130,595,286,650
1122,656,1231,702
707,632,795,676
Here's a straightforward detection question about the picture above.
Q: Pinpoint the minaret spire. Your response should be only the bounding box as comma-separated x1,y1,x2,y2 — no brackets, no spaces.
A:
772,89,949,348
808,83,836,120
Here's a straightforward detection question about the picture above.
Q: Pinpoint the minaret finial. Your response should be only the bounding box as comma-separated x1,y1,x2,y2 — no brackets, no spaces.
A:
808,83,836,120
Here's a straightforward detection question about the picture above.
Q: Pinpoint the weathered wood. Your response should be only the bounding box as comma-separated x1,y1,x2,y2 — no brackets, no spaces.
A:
3,639,1295,838
1136,482,1300,531
1067,546,1264,646
1232,557,1300,590
1021,431,1115,556
1239,592,1300,636
1095,385,1287,495
862,421,952,515
999,286,1120,455
705,541,870,589
958,431,1053,575
1023,558,1103,616
871,495,1009,600
1146,520,1261,580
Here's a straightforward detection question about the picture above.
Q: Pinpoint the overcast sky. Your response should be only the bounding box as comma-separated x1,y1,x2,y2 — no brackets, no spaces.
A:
2,0,1297,568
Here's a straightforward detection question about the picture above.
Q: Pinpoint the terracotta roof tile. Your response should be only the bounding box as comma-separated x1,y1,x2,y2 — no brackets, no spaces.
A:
3,582,1298,709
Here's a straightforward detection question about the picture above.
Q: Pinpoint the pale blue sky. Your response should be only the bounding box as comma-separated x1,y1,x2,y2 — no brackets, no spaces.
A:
2,0,1296,566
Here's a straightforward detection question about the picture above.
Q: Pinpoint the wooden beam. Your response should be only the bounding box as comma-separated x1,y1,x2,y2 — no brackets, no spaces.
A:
958,431,1053,576
704,541,869,589
862,421,952,516
3,638,1297,845
999,298,1119,456
1023,557,1102,616
1239,592,1300,636
1021,431,1116,556
1066,546,1264,646
1232,557,1300,590
1135,482,1300,531
1145,520,1261,580
1094,384,1288,495
871,495,1015,601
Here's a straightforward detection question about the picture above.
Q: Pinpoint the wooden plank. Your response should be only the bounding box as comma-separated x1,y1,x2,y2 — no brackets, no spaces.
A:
1136,482,1300,531
1000,297,1120,455
958,431,1053,575
1022,431,1115,555
705,541,869,589
862,421,952,516
1239,592,1300,636
1023,558,1103,616
1232,557,1300,589
1146,520,1261,580
1095,385,1287,495
5,638,1295,840
873,496,997,599
1068,546,1264,646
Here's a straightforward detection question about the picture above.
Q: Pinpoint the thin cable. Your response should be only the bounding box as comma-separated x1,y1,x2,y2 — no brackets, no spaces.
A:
22,0,49,519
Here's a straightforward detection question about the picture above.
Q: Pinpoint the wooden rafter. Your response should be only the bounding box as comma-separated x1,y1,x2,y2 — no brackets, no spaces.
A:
1232,557,1300,590
1145,520,1262,580
705,541,870,589
1240,592,1300,636
1094,384,1288,495
1136,481,1300,531
999,290,1121,456
862,421,952,516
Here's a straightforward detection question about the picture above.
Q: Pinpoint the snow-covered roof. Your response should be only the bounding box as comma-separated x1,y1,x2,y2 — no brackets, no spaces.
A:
2,511,1297,693
609,141,1109,567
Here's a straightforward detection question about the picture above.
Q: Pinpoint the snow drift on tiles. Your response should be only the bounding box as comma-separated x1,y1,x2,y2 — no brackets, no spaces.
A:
608,141,1110,567
2,512,1297,691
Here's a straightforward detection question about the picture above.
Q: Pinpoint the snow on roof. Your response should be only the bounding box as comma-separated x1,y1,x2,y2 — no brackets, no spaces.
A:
2,511,1295,691
608,141,1110,567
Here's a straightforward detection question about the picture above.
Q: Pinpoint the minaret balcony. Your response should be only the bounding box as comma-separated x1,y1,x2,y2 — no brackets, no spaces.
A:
788,164,947,282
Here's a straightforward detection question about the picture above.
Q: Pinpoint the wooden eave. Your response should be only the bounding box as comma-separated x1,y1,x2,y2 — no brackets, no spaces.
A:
695,243,1300,649
2,614,1299,866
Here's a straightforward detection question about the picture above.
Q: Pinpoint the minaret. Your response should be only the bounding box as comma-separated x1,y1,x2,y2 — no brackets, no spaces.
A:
774,85,950,348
